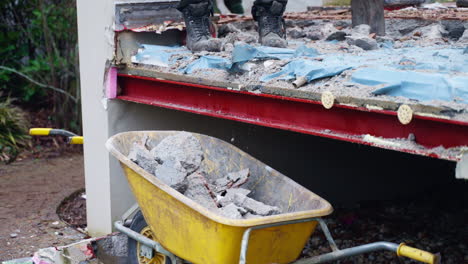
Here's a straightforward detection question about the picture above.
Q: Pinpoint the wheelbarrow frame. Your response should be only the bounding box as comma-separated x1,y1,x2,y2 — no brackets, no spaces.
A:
115,211,440,264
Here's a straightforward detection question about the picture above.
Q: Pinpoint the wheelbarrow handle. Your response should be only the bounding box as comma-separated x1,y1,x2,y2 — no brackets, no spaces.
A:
397,243,441,264
29,128,83,145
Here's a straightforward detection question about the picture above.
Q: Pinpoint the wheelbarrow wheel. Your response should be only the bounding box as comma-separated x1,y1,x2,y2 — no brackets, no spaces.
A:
128,210,171,264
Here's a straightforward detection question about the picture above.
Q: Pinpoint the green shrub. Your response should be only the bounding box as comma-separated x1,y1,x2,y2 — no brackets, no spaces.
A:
0,0,80,133
0,98,30,163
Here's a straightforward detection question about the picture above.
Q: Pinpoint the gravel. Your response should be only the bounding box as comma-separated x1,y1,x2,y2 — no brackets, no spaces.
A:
300,184,467,263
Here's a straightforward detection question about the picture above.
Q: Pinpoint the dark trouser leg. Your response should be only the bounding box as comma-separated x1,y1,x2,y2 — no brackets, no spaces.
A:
252,0,288,47
177,0,222,52
224,0,244,14
177,0,213,11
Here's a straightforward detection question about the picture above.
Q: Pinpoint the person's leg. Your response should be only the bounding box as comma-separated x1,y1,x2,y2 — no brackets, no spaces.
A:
224,0,245,14
252,0,288,48
177,0,222,52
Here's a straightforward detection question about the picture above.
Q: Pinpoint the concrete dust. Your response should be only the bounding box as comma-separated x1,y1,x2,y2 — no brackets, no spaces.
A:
128,132,282,219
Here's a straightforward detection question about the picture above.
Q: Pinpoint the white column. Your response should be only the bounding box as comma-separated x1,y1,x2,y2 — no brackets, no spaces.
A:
76,0,115,236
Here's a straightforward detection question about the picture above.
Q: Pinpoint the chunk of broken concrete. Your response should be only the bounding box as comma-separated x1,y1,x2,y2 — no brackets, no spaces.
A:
326,31,347,41
184,172,218,211
232,193,281,216
459,30,468,43
288,28,307,39
150,132,203,175
306,32,322,41
213,168,250,192
128,143,159,176
416,24,446,40
346,36,378,50
218,188,251,206
219,203,243,219
154,162,187,186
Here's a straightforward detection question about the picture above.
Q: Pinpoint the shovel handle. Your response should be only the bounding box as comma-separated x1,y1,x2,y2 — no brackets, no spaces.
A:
397,243,441,264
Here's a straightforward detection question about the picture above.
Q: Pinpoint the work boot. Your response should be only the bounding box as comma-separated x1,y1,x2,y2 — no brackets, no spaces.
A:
178,0,222,52
252,0,288,48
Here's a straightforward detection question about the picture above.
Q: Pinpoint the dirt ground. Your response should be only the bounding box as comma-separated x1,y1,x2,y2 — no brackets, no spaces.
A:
0,153,86,261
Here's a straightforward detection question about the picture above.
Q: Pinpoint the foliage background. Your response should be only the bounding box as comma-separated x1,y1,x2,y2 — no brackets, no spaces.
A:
0,0,79,161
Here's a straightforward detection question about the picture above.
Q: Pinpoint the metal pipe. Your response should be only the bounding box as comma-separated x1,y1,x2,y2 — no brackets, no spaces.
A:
292,76,308,88
114,221,178,263
292,242,399,264
239,218,317,264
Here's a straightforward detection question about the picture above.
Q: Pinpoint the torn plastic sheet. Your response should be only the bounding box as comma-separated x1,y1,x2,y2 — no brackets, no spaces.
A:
234,44,318,61
261,59,351,83
181,55,231,74
352,68,468,103
131,45,190,67
231,43,318,70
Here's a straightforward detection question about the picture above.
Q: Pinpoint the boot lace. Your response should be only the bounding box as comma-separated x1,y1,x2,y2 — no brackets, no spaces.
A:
262,15,283,36
189,16,210,40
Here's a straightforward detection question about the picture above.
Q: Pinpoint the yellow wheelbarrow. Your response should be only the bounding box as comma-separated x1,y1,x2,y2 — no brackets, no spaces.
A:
106,131,441,264
30,129,440,264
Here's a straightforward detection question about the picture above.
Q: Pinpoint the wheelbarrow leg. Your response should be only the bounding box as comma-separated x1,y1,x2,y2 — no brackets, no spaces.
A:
115,221,182,264
239,218,319,264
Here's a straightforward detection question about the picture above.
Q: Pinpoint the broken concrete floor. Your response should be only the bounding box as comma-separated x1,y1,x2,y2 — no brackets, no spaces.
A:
125,15,468,122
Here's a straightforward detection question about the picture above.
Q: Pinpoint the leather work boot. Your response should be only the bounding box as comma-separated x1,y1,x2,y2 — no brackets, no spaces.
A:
178,0,222,52
252,0,288,48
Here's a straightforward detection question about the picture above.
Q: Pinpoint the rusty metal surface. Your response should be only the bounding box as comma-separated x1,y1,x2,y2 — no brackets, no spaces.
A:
115,1,183,31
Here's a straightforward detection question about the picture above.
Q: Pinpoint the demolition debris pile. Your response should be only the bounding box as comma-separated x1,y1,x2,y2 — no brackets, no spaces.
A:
128,132,281,219
130,15,468,113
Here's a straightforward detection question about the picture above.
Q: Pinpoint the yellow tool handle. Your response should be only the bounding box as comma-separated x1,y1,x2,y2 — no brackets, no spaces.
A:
69,136,84,145
397,243,440,264
29,128,52,136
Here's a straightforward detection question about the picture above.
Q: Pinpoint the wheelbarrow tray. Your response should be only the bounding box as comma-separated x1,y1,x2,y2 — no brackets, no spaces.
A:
106,131,333,264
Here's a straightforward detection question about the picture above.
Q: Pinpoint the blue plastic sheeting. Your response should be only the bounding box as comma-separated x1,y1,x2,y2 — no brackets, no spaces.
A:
261,59,351,82
181,55,231,74
231,44,318,71
181,44,319,73
132,45,190,67
352,68,468,103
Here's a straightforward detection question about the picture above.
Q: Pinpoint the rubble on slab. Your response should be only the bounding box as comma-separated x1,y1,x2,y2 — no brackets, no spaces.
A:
129,16,468,118
127,132,282,219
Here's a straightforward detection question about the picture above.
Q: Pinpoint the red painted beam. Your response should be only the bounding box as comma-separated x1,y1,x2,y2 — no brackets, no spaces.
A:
117,74,468,161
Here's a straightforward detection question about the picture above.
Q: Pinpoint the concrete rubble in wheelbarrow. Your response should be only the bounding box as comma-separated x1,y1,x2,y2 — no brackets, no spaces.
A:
128,131,282,219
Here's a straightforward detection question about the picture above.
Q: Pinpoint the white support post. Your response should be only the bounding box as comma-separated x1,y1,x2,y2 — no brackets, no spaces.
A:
76,0,115,236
